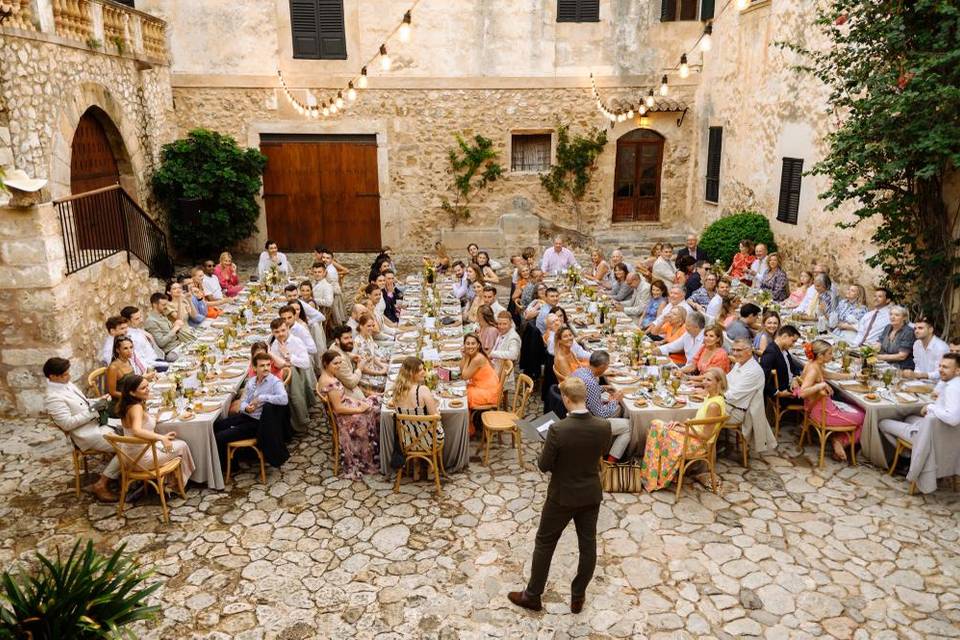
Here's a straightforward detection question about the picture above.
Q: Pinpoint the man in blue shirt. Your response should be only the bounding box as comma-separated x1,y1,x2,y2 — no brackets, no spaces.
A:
525,287,560,333
570,351,632,462
213,353,288,468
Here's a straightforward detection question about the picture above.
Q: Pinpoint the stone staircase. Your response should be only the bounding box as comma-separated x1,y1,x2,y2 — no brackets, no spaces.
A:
589,228,690,259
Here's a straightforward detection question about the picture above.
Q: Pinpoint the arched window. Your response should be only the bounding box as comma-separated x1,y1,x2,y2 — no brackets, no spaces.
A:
612,129,664,223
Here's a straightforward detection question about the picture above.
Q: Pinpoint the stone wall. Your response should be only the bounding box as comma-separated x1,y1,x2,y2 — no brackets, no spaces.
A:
0,203,160,415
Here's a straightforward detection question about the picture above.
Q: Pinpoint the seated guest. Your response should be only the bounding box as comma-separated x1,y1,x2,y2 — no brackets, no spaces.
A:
464,281,485,325
643,242,663,272
676,255,697,294
648,285,690,336
316,247,347,325
540,236,579,273
726,239,757,282
452,261,472,305
186,276,211,320
490,311,523,384
476,305,500,353
746,243,770,284
99,315,129,365
658,310,706,367
640,367,728,492
570,351,631,462
392,356,445,449
587,249,610,284
783,270,814,309
428,241,451,273
554,326,591,379
652,244,677,284
760,325,802,400
879,353,960,493
120,305,171,367
317,351,381,479
312,262,335,314
191,266,227,311
688,271,719,316
279,305,317,360
681,324,730,379
167,279,204,328
641,280,668,329
754,311,781,354
481,285,506,317
542,312,564,356
43,357,119,502
906,317,950,380
201,259,226,303
476,251,500,284
726,303,761,342
725,338,778,454
461,334,501,415
854,287,893,347
526,287,560,333
512,265,531,307
299,281,318,309
798,340,864,461
355,314,389,381
284,284,325,327
257,239,290,281
245,341,282,379
214,251,243,297
106,337,155,413
651,306,688,365
268,318,315,433
609,264,634,302
329,326,368,401
144,293,184,361
803,273,838,325
214,352,288,469
381,269,404,324
833,284,868,342
620,272,651,317
364,283,398,337
759,252,789,301
117,374,195,487
519,269,544,308
871,305,915,370
719,295,740,329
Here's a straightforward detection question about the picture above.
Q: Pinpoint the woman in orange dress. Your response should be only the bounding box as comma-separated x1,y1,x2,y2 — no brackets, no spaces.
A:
461,333,500,410
727,240,757,282
681,325,731,380
656,307,689,366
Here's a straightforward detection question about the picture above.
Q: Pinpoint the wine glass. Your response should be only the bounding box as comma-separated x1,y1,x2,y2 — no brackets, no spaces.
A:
670,377,681,396
196,368,207,387
660,366,671,386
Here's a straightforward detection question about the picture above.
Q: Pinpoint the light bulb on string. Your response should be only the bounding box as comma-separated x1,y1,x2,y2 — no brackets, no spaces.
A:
335,91,344,109
736,0,749,9
306,91,317,107
627,109,634,118
379,44,391,71
700,24,713,52
639,103,647,115
357,67,368,89
322,105,329,117
330,100,338,114
617,113,626,123
398,11,412,43
347,82,357,101
645,89,655,108
659,75,669,96
679,54,690,79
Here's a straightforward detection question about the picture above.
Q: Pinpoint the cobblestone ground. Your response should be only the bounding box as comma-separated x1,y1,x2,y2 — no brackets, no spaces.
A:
1,253,958,639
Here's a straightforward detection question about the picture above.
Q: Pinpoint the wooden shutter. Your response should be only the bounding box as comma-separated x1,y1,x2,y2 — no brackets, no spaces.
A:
679,0,699,20
705,126,722,203
777,158,804,224
317,0,346,59
558,0,599,22
290,0,321,59
661,0,677,22
700,0,715,20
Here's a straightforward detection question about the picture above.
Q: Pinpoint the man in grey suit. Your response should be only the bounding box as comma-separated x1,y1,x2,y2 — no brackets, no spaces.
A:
509,376,612,614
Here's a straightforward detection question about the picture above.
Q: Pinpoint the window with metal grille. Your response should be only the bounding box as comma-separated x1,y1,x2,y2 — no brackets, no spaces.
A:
777,158,804,225
511,134,552,172
557,0,600,22
290,0,346,60
705,126,722,203
660,0,712,21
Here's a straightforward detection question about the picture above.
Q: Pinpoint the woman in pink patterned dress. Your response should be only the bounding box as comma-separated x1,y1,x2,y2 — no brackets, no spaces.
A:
797,340,865,462
317,351,380,479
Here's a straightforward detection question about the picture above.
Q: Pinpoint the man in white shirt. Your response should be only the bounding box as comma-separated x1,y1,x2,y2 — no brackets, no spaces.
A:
658,311,705,366
906,317,950,380
747,243,769,283
100,315,128,365
279,305,317,356
609,250,633,274
346,304,367,335
880,354,960,492
284,285,325,327
191,266,227,309
620,272,650,316
724,338,777,454
649,285,691,335
481,285,506,317
540,237,579,274
311,262,335,310
268,318,311,371
854,287,892,346
43,357,118,502
258,240,291,281
796,262,839,311
451,261,473,304
317,247,347,325
201,259,225,301
120,306,170,369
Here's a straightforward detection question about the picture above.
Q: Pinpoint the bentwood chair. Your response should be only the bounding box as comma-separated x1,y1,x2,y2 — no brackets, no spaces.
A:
798,401,858,469
468,360,513,437
720,416,750,469
480,374,534,473
69,439,112,498
393,413,445,496
887,437,917,495
674,414,728,500
225,438,266,484
767,369,804,438
104,433,186,524
87,367,108,397
316,391,341,477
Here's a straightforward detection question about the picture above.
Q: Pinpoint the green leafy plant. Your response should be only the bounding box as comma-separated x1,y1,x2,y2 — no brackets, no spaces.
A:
85,36,102,50
0,167,6,193
699,211,777,265
152,128,267,258
110,36,125,55
539,123,607,232
440,134,503,228
781,0,960,334
0,540,160,639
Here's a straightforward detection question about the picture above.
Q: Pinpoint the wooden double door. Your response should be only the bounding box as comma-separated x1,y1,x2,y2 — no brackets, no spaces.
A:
70,108,123,250
612,129,664,223
261,134,382,252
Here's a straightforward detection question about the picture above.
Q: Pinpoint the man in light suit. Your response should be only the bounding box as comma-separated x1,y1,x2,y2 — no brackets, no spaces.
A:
328,325,367,401
725,338,777,454
619,272,651,317
489,311,521,388
43,357,118,502
509,376,611,614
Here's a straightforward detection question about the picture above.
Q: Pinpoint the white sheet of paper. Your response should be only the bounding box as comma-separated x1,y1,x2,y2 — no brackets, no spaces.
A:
425,317,436,329
421,347,440,362
537,419,554,435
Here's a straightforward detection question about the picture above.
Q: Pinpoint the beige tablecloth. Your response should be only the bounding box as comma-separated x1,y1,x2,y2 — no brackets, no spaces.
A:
379,404,470,476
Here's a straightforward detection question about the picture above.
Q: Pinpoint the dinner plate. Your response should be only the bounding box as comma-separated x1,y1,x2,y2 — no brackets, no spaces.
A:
447,399,464,408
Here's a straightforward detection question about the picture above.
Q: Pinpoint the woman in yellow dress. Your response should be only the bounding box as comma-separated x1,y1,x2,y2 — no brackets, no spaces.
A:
640,367,728,492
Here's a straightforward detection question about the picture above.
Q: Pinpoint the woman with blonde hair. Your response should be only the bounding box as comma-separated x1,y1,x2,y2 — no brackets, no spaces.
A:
392,356,444,451
215,251,243,297
797,340,864,462
681,325,730,378
587,248,610,284
783,271,814,309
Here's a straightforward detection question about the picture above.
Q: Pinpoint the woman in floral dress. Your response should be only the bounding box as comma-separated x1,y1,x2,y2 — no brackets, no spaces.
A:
640,368,728,492
317,351,380,479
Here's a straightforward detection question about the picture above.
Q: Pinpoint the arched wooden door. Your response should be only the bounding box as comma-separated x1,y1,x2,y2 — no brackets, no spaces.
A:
70,109,123,250
612,129,664,223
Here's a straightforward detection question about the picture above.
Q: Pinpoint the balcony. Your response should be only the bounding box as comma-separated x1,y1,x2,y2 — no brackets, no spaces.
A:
0,0,166,64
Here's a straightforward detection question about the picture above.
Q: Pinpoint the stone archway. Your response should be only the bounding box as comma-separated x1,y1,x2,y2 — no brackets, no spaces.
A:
49,82,144,201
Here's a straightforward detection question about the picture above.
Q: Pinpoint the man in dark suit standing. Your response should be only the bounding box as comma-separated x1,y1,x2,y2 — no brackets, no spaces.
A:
508,377,612,614
759,325,802,399
677,233,710,263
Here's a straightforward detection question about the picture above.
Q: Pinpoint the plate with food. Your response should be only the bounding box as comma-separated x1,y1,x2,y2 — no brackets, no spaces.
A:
687,394,705,404
446,399,464,409
196,402,223,414
862,392,881,402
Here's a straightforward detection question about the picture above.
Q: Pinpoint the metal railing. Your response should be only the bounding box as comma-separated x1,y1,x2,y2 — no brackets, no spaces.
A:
55,185,174,279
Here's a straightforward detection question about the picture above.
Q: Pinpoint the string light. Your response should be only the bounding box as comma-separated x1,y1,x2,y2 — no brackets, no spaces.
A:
638,104,647,116
330,99,338,114
379,44,391,71
679,54,690,78
322,105,330,117
645,89,655,108
659,75,668,96
335,91,344,109
736,0,749,9
357,67,368,89
700,23,713,52
399,11,412,42
347,82,357,101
